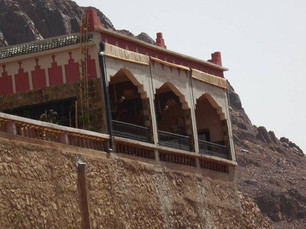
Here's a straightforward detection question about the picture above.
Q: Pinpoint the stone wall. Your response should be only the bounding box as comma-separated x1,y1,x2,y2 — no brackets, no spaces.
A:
0,135,82,228
0,133,245,228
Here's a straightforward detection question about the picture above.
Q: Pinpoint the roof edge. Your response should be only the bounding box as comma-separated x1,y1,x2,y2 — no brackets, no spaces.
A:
96,26,228,71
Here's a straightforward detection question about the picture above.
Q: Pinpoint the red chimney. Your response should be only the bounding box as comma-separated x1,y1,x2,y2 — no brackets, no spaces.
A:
208,52,222,66
85,9,104,32
156,32,167,48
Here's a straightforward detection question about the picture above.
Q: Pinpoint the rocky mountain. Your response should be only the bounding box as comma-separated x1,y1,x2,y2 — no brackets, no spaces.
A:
0,0,305,228
229,83,305,228
0,0,79,45
0,0,154,47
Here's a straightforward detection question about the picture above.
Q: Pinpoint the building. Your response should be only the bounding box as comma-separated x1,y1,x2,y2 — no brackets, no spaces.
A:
0,9,236,174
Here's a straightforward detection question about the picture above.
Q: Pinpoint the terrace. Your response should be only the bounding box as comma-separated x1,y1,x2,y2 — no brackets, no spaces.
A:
0,112,235,173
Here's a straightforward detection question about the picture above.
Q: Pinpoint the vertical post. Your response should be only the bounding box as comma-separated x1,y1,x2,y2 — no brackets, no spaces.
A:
69,111,72,127
142,99,153,143
98,43,114,152
187,69,201,168
225,82,236,161
187,69,199,154
77,161,91,229
6,121,17,135
154,149,160,162
182,109,195,151
75,100,78,128
60,132,68,145
148,59,160,161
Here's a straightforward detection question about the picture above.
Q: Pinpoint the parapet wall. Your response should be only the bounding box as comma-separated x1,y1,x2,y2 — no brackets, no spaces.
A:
0,132,244,228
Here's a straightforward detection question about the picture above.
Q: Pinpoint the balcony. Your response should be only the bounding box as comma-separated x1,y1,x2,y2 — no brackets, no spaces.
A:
158,130,193,151
0,112,235,174
111,120,229,160
112,120,151,143
198,140,229,159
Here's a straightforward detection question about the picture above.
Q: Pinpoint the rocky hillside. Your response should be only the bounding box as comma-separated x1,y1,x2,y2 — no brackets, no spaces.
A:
0,0,305,228
229,83,305,228
0,0,154,47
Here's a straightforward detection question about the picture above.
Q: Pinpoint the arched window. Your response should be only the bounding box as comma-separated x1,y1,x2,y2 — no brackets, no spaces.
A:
195,94,229,159
109,69,151,142
155,83,193,151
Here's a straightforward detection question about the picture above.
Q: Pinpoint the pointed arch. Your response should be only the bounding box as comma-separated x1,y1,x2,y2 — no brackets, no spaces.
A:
196,93,225,121
195,92,230,158
111,68,147,99
109,68,153,138
154,81,194,146
155,82,189,110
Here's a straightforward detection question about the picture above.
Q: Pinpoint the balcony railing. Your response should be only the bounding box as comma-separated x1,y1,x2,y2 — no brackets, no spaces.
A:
0,113,109,152
158,130,192,151
112,120,151,143
0,112,235,173
198,140,229,159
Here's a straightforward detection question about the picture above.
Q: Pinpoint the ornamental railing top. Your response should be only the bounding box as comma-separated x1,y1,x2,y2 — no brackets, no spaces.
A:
0,112,109,140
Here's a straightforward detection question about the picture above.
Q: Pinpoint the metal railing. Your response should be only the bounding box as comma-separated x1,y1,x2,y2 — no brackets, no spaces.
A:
112,120,151,143
158,130,192,151
198,140,229,159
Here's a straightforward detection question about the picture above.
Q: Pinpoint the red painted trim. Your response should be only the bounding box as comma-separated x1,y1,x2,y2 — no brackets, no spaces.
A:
65,52,80,83
32,58,47,89
15,62,30,92
48,55,63,86
0,65,13,95
85,9,104,32
101,32,224,78
87,55,97,79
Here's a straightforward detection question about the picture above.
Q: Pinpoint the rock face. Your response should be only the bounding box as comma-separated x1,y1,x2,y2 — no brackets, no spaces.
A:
0,0,114,46
239,191,271,228
0,0,305,228
229,83,306,228
136,32,156,45
0,0,152,47
0,0,79,45
0,31,8,46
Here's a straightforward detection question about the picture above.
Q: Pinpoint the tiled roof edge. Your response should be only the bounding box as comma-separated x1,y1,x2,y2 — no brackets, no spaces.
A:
0,33,93,60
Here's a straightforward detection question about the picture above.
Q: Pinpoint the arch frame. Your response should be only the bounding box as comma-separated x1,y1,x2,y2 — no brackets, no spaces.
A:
196,93,226,121
154,81,189,110
104,56,151,100
192,79,236,161
192,78,228,120
151,62,192,110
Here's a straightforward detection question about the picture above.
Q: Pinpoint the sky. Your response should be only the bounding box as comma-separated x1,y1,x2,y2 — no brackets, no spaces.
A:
74,0,306,153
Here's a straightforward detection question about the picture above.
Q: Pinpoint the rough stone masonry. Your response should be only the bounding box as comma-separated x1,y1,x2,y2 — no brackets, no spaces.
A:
0,132,247,228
